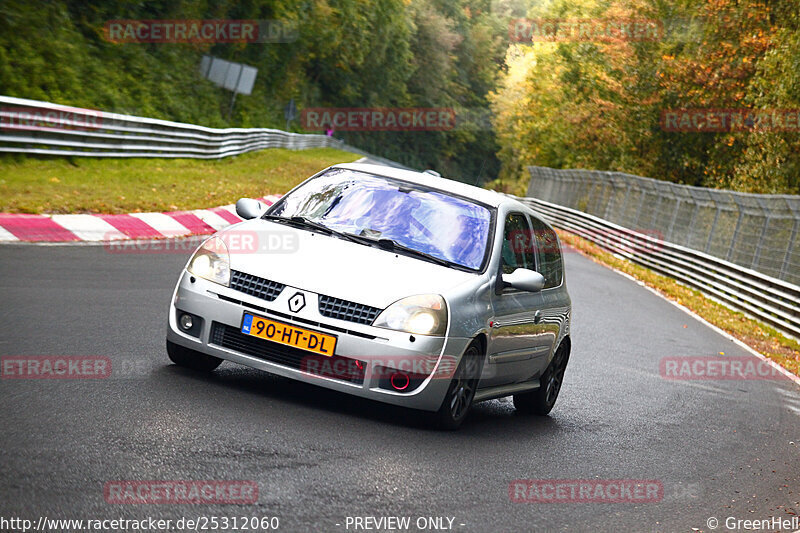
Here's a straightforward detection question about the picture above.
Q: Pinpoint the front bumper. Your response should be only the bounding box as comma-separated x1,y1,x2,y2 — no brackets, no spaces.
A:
166,271,472,411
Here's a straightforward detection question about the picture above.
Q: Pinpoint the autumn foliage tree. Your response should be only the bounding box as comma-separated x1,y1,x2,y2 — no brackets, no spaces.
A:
490,0,799,194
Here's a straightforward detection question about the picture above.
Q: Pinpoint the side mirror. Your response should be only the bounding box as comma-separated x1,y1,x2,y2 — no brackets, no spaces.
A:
502,268,545,292
235,198,266,220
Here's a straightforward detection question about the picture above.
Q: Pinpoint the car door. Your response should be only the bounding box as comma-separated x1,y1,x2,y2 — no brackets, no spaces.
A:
484,212,552,386
526,215,567,376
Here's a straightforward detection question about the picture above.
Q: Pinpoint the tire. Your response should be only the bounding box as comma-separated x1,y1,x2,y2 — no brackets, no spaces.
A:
435,341,483,430
514,342,568,416
166,339,223,372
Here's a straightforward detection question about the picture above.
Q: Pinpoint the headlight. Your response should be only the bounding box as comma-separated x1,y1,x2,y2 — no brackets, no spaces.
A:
373,294,448,336
187,236,230,286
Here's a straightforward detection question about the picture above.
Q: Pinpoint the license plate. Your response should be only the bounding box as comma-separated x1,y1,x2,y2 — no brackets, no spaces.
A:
240,313,337,356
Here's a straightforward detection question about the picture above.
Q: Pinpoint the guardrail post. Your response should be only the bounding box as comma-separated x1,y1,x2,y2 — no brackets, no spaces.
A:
666,198,682,243
619,180,632,222
633,187,647,229
726,212,744,261
751,197,772,271
603,174,620,221
780,219,798,280
725,196,746,262
705,203,722,254
685,202,699,247
751,215,770,271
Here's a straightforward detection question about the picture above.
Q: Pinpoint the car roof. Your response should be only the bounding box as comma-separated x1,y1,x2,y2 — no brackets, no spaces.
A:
331,162,527,210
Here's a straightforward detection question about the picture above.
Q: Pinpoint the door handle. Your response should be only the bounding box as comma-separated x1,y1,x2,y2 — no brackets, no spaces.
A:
534,310,542,324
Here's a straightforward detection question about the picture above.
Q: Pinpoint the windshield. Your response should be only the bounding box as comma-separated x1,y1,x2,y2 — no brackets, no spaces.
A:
269,168,493,270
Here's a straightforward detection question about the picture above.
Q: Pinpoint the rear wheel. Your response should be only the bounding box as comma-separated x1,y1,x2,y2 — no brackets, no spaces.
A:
514,342,568,415
435,341,483,430
166,340,223,372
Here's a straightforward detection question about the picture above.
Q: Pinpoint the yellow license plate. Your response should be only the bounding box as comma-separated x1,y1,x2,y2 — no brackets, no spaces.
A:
241,313,337,356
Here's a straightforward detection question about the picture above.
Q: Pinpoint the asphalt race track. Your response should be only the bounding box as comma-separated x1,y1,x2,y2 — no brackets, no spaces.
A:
1,242,798,532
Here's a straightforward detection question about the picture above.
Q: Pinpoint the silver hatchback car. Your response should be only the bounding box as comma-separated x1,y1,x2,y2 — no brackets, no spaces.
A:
166,163,571,429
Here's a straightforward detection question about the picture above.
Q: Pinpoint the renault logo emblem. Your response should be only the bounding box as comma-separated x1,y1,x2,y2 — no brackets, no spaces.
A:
288,292,306,313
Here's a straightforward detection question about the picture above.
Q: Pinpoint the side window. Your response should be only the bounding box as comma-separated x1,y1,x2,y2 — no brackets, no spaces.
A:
501,213,535,274
530,216,563,288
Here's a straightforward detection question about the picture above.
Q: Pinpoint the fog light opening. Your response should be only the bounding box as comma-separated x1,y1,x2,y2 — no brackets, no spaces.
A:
390,372,410,391
179,313,194,331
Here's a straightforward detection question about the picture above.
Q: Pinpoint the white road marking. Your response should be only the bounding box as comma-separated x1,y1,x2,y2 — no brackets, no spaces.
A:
0,224,20,241
50,214,124,241
130,212,191,238
191,209,233,231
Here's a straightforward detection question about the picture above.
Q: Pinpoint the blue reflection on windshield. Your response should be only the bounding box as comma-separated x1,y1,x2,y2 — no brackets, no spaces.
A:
272,169,492,270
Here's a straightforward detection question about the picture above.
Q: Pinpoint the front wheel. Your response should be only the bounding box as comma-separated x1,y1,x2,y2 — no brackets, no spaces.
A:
166,340,223,372
435,341,483,430
514,342,568,416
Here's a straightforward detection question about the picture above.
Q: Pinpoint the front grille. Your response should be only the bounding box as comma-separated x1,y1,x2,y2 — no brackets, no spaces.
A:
210,322,364,384
229,270,284,302
318,295,382,325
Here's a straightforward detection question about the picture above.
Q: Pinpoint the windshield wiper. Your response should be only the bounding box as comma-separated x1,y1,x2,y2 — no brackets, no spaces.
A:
261,214,291,225
347,234,453,268
262,215,366,245
262,216,454,267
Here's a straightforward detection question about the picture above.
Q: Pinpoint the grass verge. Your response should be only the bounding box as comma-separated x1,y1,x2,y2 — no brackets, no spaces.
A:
557,230,800,379
0,148,360,214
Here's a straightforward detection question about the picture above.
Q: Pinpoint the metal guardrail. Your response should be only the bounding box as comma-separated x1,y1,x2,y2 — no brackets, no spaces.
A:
527,166,800,286
0,95,407,169
517,195,800,340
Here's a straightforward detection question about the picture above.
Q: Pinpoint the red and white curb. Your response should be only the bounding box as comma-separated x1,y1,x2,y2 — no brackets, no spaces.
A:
0,195,281,243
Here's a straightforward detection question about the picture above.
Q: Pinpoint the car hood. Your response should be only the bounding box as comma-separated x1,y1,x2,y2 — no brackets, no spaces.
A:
219,220,479,309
